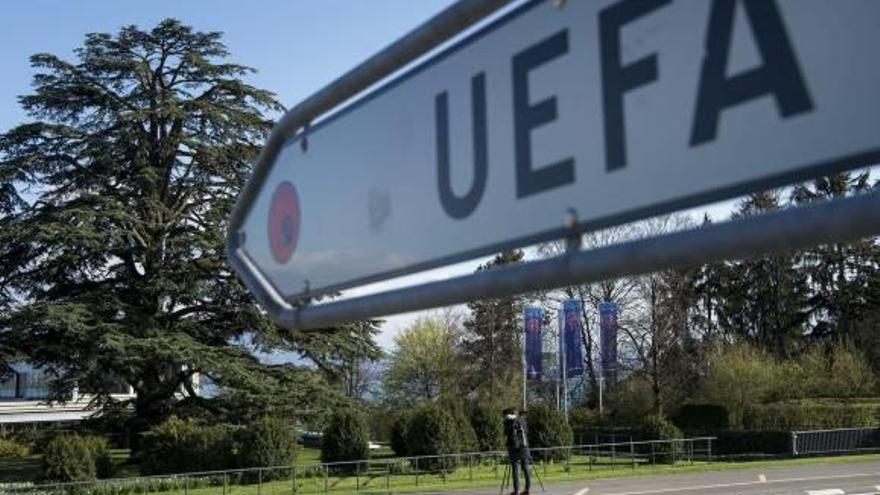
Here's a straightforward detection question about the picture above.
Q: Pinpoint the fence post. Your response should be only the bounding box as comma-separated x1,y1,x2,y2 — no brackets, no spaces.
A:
415,457,420,487
589,445,593,471
708,438,713,463
651,441,655,465
791,432,799,458
611,442,616,471
224,472,228,495
258,469,263,495
671,440,676,465
355,462,360,492
323,465,328,494
386,462,391,490
292,466,297,495
689,440,694,465
184,475,189,495
630,440,635,470
469,453,474,481
493,454,498,479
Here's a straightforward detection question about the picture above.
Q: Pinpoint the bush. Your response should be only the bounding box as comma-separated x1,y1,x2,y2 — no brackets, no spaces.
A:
525,403,572,461
42,435,97,482
237,416,298,475
81,436,115,479
635,415,682,464
406,404,461,471
390,410,414,457
673,404,730,431
321,409,369,470
441,399,478,453
743,401,879,430
140,416,236,474
0,438,30,458
469,402,503,452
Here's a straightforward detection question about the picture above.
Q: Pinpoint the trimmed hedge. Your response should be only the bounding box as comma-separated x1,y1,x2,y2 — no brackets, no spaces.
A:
673,404,730,431
525,404,572,461
743,401,879,431
320,409,369,470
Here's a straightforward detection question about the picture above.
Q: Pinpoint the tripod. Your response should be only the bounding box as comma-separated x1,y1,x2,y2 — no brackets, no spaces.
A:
498,456,545,495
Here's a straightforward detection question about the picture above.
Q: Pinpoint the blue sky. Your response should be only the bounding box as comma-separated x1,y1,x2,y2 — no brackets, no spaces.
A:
0,1,457,129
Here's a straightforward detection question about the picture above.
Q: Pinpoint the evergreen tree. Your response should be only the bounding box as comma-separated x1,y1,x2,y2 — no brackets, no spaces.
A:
461,250,524,402
715,192,809,356
0,20,373,442
791,172,880,345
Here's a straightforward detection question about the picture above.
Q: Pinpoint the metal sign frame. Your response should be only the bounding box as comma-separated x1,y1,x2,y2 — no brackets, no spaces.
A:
227,0,880,330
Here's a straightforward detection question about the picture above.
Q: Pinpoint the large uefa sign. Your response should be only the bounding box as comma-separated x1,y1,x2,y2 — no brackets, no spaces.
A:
228,0,880,326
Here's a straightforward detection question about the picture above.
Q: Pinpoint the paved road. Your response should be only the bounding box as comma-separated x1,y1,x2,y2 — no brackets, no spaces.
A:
433,460,880,495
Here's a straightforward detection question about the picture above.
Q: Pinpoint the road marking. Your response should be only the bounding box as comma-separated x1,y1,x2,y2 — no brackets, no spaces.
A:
573,489,590,495
758,474,767,482
594,473,878,495
805,490,844,495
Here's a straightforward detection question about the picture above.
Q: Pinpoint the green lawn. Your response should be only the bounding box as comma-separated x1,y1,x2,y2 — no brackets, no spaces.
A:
12,452,879,495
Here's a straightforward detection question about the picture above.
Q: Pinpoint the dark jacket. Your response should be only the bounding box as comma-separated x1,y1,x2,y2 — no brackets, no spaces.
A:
503,415,529,454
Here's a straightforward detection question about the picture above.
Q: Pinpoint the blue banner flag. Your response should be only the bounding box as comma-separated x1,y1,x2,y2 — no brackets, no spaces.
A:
599,301,618,379
523,307,543,380
561,300,584,377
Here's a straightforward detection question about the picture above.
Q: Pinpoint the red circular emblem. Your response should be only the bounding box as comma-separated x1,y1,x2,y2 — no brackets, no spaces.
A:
268,182,300,264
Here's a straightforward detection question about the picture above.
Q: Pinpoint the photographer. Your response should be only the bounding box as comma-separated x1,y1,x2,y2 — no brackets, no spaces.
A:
503,407,531,495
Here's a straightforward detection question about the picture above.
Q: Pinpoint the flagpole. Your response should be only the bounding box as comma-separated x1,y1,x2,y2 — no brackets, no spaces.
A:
560,308,568,419
521,309,527,411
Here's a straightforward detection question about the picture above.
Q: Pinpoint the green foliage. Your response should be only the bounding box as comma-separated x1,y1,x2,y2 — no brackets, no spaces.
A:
390,410,414,457
320,409,369,470
405,404,461,471
441,399,478,453
237,416,298,479
794,344,877,398
81,436,115,479
42,435,98,482
384,318,463,404
469,402,503,452
672,404,730,431
699,344,793,428
0,438,30,458
525,404,572,461
462,251,525,404
743,401,880,431
608,374,655,426
635,415,683,464
140,416,236,475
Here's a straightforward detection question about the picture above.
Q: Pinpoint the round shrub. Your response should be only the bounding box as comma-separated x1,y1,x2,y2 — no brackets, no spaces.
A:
525,403,573,461
42,435,97,482
81,436,115,479
636,414,683,464
140,416,236,474
0,438,30,459
390,410,414,457
406,404,460,471
321,409,369,471
469,402,503,452
237,416,298,474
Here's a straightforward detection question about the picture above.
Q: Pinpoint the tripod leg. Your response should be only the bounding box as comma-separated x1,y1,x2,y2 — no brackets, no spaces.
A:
529,458,545,492
499,462,509,495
